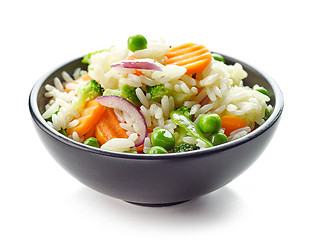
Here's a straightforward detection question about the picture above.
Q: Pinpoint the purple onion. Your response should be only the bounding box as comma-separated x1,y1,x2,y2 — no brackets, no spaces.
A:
96,95,147,147
111,59,162,71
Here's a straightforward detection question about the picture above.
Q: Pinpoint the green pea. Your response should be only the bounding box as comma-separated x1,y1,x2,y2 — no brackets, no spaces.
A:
146,146,168,154
127,34,148,52
151,128,175,151
208,132,228,146
211,53,225,63
83,137,100,148
255,87,270,97
198,113,222,134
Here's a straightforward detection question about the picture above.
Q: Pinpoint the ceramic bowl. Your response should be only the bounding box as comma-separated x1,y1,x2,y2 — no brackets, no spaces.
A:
29,54,284,206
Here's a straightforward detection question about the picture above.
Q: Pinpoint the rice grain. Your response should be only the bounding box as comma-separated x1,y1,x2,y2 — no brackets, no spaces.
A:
62,71,74,82
136,87,149,108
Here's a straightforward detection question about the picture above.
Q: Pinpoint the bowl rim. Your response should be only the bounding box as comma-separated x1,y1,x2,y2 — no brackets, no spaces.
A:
29,53,284,160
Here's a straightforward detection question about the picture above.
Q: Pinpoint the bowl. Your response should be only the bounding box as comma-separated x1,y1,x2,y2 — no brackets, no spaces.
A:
29,54,284,206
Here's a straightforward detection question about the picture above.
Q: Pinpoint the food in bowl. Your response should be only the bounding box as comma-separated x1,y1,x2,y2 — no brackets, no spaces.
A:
42,35,273,154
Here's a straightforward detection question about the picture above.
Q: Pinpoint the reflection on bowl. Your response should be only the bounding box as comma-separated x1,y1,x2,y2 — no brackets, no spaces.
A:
29,54,283,206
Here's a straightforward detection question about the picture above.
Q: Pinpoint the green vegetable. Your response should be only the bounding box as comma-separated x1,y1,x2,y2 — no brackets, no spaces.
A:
145,84,191,106
146,146,168,154
103,84,141,106
264,108,270,121
255,86,270,97
72,79,104,110
127,34,148,52
83,137,100,148
208,133,228,146
173,143,200,153
212,53,225,63
146,84,170,102
173,106,192,118
198,113,222,134
170,107,213,148
58,128,68,137
151,128,175,151
174,126,188,146
255,86,270,121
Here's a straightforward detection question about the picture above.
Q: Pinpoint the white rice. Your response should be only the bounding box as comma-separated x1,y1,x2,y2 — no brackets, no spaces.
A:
196,139,207,149
190,104,201,115
133,38,169,64
135,87,149,108
72,131,83,142
183,136,198,145
142,137,152,153
161,95,170,119
100,133,137,152
228,126,252,141
61,71,74,83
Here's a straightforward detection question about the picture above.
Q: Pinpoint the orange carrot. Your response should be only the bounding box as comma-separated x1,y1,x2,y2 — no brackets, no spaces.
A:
83,124,96,139
165,43,212,75
80,74,92,81
94,108,129,146
133,69,143,76
221,115,249,136
127,55,136,60
135,144,144,153
67,99,105,136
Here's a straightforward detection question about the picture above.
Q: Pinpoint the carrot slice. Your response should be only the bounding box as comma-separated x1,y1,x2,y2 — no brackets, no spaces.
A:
221,115,249,136
135,143,144,153
165,43,212,75
95,108,129,145
83,124,96,139
67,99,105,136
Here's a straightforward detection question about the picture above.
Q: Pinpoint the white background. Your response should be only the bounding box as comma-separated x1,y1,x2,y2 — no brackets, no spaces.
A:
1,0,309,239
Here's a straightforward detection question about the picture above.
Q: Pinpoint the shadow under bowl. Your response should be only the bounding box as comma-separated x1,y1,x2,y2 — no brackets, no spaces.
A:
29,54,284,206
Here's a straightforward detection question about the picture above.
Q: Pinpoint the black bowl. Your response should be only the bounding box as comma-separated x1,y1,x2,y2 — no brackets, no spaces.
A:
29,54,284,206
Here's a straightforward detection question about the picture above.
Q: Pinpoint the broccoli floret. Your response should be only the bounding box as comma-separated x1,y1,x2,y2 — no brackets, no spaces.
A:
103,84,141,106
145,84,191,105
146,84,170,102
174,143,200,153
72,79,104,110
173,106,192,118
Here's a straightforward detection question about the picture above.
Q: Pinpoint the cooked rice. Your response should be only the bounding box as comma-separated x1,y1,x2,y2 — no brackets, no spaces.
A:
101,133,138,152
142,137,152,153
228,126,252,141
61,71,74,83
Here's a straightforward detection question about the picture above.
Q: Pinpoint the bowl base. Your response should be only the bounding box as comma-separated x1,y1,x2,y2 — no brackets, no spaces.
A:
125,200,189,207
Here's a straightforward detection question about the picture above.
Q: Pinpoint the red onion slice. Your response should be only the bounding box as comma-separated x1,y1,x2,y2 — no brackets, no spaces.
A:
96,96,147,147
111,59,162,71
